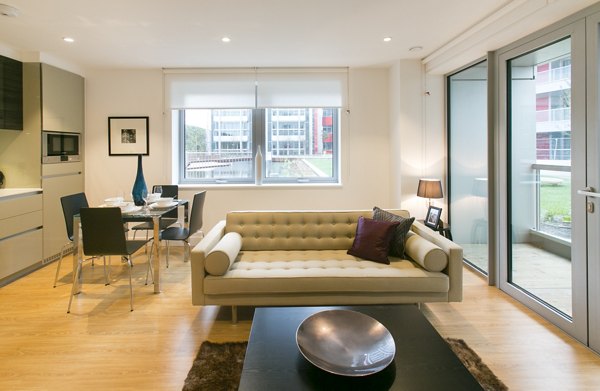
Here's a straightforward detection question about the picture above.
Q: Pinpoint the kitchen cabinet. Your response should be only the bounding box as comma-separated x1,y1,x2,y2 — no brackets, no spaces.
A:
0,189,43,283
0,54,23,130
37,64,85,262
42,162,83,260
41,63,84,133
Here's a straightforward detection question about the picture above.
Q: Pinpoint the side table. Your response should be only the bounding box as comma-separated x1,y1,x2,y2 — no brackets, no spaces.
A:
418,219,453,241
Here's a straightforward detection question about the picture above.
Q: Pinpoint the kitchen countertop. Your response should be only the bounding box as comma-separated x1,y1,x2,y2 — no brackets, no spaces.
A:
0,188,43,200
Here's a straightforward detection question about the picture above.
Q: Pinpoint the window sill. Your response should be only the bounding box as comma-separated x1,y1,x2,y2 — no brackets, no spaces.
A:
179,182,342,190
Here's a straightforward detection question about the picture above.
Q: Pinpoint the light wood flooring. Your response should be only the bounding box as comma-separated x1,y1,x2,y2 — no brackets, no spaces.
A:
462,243,573,315
1,247,600,390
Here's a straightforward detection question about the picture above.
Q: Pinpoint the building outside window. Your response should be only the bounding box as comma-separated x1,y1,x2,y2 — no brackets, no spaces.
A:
533,54,571,240
179,107,339,183
535,55,571,162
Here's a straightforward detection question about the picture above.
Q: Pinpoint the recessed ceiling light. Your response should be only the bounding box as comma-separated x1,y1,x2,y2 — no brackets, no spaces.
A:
221,37,231,43
383,37,392,43
0,4,19,17
409,46,423,52
63,37,75,43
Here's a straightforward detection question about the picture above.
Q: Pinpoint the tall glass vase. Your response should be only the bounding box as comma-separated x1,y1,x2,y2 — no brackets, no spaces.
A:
131,154,148,206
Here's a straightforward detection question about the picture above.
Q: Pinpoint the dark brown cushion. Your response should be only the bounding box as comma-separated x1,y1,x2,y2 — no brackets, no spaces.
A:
347,216,399,264
372,206,415,258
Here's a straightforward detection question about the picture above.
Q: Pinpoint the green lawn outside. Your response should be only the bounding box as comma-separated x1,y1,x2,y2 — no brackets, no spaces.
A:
304,157,332,176
540,180,571,222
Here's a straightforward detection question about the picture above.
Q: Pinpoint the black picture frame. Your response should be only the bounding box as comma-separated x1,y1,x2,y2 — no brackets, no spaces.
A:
424,206,442,229
108,116,149,156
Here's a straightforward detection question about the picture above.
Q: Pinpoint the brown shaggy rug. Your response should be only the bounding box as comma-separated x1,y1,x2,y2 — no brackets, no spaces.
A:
183,339,507,391
446,338,508,391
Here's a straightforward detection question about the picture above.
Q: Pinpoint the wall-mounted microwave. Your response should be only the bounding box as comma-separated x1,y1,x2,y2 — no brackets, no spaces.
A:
42,131,81,164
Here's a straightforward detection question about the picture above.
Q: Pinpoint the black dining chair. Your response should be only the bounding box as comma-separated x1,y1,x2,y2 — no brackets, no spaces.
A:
131,185,180,241
55,192,106,287
160,191,206,267
67,207,153,313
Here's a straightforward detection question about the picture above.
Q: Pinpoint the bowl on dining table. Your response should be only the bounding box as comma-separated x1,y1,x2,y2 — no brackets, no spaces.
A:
104,196,124,206
154,197,174,207
147,193,161,202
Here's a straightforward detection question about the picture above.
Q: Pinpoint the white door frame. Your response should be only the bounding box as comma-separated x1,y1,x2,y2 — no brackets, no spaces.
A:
585,11,600,353
497,19,588,344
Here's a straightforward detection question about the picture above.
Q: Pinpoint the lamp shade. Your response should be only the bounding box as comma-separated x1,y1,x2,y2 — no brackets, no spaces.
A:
417,179,443,199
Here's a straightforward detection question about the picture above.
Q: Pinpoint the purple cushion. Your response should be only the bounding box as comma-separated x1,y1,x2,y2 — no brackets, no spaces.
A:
347,216,400,264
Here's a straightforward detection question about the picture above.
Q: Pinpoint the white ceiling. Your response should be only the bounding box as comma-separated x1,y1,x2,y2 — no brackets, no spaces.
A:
0,0,597,73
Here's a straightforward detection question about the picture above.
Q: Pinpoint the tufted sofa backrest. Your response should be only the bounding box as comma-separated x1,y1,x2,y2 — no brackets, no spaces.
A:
225,209,411,251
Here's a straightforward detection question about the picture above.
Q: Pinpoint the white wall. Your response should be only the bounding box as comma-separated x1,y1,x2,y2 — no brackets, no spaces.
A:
389,60,446,221
85,69,166,209
85,68,394,231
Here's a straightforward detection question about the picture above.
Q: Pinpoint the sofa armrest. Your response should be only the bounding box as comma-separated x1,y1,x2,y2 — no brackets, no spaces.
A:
190,220,226,305
410,220,463,302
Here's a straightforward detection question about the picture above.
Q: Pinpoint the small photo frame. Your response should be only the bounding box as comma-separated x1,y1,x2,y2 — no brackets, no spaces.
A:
108,116,149,156
424,206,442,229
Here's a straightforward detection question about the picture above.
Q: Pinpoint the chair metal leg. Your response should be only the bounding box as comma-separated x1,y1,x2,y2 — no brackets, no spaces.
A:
143,230,149,254
53,243,70,287
127,256,134,311
145,245,154,285
67,260,83,313
165,241,170,268
103,256,110,285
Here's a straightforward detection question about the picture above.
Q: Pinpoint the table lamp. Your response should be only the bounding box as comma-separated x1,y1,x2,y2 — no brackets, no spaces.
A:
417,178,443,207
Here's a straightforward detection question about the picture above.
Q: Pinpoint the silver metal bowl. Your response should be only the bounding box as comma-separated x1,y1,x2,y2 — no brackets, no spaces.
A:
296,309,395,376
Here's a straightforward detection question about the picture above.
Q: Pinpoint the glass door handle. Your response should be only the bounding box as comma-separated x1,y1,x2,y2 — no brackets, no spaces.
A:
577,187,600,198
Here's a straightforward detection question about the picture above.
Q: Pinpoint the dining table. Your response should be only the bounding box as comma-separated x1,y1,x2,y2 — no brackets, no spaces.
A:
71,199,188,294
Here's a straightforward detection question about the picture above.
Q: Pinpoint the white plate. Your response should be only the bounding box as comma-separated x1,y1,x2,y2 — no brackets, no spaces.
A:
147,194,161,202
99,202,128,208
150,201,178,209
121,205,142,214
104,196,124,205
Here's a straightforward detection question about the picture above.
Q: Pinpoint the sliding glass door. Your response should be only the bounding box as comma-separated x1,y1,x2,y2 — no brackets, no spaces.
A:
448,61,489,274
499,21,588,343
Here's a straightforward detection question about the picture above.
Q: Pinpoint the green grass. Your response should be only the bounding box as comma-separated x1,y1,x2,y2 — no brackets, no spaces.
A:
304,158,332,176
540,180,571,222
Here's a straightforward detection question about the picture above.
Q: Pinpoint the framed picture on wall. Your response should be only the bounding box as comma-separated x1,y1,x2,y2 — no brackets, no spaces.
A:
424,206,442,229
108,116,149,156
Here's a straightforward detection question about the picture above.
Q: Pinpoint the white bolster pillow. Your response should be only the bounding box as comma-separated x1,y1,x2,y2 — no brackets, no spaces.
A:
404,233,448,272
205,232,242,276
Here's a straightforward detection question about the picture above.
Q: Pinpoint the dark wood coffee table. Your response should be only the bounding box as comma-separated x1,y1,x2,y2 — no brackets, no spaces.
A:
239,305,483,390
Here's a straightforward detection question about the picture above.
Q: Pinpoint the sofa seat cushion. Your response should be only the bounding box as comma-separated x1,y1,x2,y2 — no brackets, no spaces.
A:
203,250,449,295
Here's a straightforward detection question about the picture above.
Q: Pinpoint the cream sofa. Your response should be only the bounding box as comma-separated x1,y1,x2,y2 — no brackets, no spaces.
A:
190,209,463,320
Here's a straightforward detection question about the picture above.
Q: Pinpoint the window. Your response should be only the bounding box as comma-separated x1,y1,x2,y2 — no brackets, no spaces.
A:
165,68,347,185
176,107,339,183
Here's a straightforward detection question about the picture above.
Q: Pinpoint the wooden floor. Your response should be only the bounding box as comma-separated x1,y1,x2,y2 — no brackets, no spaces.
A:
1,248,600,390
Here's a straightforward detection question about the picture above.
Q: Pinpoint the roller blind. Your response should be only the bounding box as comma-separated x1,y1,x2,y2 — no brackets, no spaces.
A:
164,69,256,109
255,68,347,108
164,67,348,109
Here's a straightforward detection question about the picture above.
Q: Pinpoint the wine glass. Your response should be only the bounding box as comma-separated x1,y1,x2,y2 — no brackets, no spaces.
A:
141,188,149,211
153,185,163,200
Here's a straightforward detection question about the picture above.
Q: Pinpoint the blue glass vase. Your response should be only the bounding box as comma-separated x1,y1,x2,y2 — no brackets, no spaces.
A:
131,154,148,206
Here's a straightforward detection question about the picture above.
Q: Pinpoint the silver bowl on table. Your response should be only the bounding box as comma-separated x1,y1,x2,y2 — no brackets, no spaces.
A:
295,309,396,376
